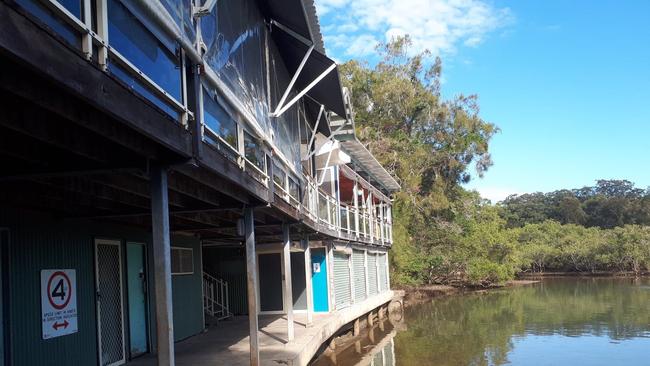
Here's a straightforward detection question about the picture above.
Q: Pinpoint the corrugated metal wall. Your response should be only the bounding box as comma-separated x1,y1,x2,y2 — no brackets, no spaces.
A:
352,249,366,302
332,252,351,309
0,209,204,365
378,253,388,292
8,225,98,366
367,253,378,296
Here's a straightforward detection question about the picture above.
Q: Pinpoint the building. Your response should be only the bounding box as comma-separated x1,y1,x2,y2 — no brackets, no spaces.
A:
0,0,399,365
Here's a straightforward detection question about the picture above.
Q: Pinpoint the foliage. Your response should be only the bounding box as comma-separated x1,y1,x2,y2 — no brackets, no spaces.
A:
500,180,650,228
342,37,650,287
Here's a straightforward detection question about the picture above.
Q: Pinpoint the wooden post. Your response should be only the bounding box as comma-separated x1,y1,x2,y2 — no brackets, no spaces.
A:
367,311,374,327
303,236,314,326
282,224,294,341
244,208,260,366
150,163,175,366
353,318,360,336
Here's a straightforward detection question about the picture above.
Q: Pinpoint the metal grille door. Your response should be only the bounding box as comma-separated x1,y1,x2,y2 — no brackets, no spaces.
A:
95,240,126,366
367,253,378,296
333,252,351,309
352,249,366,302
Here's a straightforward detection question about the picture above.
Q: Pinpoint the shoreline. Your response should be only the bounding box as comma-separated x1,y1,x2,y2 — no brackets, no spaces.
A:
398,272,650,308
399,279,540,308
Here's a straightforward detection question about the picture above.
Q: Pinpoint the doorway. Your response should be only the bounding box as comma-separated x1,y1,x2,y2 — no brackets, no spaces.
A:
311,248,329,312
258,253,283,313
126,242,148,358
95,239,126,366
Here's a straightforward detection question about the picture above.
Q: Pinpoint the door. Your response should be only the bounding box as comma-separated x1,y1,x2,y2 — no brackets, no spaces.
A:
126,243,148,357
95,240,126,366
311,249,329,312
258,253,283,313
333,252,351,309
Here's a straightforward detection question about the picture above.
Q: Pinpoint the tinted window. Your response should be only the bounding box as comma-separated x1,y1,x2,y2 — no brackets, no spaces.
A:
203,89,239,149
107,0,182,101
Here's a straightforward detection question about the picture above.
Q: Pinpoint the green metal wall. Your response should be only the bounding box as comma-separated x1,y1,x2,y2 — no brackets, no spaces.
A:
0,209,204,365
170,237,204,342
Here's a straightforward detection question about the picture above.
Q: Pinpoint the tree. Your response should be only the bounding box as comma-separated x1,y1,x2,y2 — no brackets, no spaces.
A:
340,36,498,285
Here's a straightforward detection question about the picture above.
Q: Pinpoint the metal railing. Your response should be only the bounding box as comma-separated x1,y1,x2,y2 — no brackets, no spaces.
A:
22,0,393,245
203,272,231,321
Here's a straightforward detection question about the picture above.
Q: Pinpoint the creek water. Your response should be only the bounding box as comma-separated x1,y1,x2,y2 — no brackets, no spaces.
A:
312,277,650,366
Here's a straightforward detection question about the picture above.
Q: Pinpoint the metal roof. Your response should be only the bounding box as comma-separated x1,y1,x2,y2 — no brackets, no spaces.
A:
340,139,401,193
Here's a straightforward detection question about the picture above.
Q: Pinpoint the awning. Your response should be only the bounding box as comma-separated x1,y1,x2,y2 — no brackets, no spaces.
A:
270,25,347,120
315,139,351,168
257,0,326,53
340,139,401,193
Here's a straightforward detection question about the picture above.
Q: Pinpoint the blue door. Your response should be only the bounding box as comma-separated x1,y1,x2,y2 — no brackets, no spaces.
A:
127,243,148,356
311,249,329,312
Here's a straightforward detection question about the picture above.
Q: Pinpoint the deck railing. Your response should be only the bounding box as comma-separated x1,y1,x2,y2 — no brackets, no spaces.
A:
19,0,393,245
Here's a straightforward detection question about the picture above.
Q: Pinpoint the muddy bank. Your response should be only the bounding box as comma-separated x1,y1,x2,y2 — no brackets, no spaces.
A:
400,280,540,307
519,271,650,277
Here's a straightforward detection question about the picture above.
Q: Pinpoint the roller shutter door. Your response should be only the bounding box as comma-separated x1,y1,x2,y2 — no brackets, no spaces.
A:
352,249,367,302
333,252,351,308
367,252,378,296
378,253,388,292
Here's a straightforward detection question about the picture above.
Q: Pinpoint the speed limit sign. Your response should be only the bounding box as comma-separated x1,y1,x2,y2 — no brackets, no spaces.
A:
41,269,78,339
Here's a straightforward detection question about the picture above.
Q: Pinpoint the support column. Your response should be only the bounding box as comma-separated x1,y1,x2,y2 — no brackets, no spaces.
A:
244,208,260,366
150,163,174,366
353,181,360,237
303,236,314,326
282,224,294,341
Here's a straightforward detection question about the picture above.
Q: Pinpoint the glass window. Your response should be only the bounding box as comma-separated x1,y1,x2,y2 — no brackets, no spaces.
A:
288,176,300,200
273,164,286,189
108,61,180,120
15,0,80,47
203,88,239,149
244,131,265,171
171,247,194,275
201,0,269,131
107,0,182,101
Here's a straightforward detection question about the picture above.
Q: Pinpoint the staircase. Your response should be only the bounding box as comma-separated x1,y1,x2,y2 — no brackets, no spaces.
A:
203,272,232,321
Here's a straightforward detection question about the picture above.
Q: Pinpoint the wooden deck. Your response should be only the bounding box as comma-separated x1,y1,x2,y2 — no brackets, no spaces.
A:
127,291,395,366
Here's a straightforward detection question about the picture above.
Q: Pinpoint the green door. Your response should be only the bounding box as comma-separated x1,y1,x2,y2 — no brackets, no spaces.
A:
126,243,148,357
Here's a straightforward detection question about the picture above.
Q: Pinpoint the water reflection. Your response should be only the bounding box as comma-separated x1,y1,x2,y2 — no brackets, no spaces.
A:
312,317,399,366
313,278,650,366
395,277,650,366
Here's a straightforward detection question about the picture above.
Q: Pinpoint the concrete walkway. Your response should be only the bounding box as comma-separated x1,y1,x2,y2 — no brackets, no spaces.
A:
127,291,394,366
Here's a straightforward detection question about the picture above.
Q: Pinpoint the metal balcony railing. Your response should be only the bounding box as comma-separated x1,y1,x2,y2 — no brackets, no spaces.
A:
20,0,393,245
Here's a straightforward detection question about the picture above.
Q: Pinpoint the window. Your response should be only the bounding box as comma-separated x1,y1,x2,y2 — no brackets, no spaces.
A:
203,88,239,150
273,164,286,189
171,247,194,275
244,131,265,171
107,0,182,101
288,176,300,200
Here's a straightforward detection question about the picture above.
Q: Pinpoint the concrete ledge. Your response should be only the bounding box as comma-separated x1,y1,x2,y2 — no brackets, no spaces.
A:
289,290,395,365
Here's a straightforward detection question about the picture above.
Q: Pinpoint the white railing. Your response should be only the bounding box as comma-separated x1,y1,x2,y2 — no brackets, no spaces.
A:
203,272,231,321
21,0,393,245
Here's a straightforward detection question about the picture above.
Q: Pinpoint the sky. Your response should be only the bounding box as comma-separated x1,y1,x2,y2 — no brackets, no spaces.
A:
315,0,650,202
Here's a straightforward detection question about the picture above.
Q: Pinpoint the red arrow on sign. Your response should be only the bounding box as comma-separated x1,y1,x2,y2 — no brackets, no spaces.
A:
52,320,69,330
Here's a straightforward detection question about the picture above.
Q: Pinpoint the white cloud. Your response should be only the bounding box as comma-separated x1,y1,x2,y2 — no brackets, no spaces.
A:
315,0,514,59
474,187,522,203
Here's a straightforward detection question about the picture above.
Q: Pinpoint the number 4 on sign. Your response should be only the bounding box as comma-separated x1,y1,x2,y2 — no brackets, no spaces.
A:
52,279,67,300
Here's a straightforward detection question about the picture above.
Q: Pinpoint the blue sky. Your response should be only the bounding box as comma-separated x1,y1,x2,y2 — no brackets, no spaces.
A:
315,0,650,202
